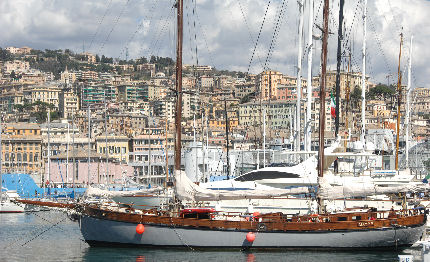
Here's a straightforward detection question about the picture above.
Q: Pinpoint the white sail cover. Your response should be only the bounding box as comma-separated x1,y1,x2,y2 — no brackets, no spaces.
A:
84,186,164,198
318,177,425,200
174,170,312,201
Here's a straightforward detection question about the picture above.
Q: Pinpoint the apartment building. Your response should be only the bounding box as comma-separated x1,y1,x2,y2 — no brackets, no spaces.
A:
23,84,61,109
1,123,42,174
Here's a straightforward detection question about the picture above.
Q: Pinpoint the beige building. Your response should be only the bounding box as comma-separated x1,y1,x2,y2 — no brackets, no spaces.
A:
1,123,42,174
96,135,129,163
136,63,156,76
182,92,199,119
238,100,294,130
200,75,214,89
20,70,46,84
81,52,97,64
324,70,369,99
257,71,297,101
233,82,257,99
60,68,77,84
0,83,25,112
2,60,30,74
24,85,61,109
5,46,32,55
59,89,79,119
147,85,168,101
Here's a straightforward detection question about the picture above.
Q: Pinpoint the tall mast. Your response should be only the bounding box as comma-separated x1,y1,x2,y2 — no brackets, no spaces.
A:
295,0,304,152
361,0,367,144
201,113,205,182
104,90,109,183
72,112,76,197
405,36,413,168
165,107,169,187
87,105,91,184
305,0,313,152
224,99,230,179
318,0,329,213
66,120,69,185
263,108,266,168
148,117,152,182
47,107,51,185
395,33,403,171
174,0,183,171
335,0,344,137
344,53,351,149
194,114,197,180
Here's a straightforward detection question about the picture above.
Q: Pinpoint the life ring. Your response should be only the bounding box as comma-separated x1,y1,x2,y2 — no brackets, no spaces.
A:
257,223,267,231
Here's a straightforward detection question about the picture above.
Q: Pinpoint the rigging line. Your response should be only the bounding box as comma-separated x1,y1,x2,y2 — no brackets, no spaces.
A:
237,0,264,68
20,216,69,247
192,0,198,66
154,11,175,57
28,211,74,235
313,0,323,26
246,0,271,75
386,0,402,35
137,0,162,59
367,14,393,78
119,0,160,60
194,6,215,69
186,0,195,63
98,0,132,55
88,0,114,53
341,1,361,51
147,4,175,59
264,0,289,71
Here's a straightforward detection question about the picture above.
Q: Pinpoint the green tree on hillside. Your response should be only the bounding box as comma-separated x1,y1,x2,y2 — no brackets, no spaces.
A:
367,84,395,100
350,86,362,108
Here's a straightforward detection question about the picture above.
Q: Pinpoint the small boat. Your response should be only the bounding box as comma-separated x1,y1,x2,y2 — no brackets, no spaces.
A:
0,192,24,213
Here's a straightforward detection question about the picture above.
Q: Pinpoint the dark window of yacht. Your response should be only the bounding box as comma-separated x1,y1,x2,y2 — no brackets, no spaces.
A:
234,171,300,182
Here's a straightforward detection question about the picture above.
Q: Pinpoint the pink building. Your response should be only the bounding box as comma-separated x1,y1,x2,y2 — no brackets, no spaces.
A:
47,148,134,186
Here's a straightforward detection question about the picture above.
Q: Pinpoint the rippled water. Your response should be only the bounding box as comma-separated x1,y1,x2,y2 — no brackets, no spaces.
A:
0,211,424,261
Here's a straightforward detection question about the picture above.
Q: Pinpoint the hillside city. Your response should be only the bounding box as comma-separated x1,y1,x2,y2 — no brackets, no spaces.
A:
0,46,429,186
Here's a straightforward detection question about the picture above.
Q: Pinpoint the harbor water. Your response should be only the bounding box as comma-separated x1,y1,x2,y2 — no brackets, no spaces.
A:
0,210,425,261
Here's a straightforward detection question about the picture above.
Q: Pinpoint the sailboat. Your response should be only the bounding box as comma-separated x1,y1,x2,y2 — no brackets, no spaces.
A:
76,0,426,249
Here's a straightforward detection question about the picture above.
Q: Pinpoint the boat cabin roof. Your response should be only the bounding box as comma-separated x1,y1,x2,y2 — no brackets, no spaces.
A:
180,208,215,215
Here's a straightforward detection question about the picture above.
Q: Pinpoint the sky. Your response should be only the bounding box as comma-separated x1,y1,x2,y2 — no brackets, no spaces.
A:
0,0,428,87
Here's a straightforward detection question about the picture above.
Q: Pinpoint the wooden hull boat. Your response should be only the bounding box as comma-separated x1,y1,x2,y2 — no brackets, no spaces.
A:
78,205,426,249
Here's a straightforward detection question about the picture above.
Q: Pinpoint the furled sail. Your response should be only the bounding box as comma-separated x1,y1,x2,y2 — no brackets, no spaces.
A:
175,170,312,201
84,186,163,198
318,176,425,199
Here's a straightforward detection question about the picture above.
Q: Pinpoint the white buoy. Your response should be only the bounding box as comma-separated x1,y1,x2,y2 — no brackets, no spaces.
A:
423,242,430,262
398,254,413,262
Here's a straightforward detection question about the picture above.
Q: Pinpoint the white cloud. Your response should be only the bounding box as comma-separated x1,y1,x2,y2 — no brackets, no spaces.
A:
0,0,428,86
